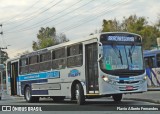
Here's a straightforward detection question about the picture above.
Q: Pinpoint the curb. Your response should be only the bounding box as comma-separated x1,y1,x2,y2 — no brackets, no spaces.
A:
147,88,160,91
123,98,160,104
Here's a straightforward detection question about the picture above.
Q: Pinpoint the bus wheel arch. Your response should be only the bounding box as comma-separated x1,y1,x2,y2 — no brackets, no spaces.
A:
71,80,85,105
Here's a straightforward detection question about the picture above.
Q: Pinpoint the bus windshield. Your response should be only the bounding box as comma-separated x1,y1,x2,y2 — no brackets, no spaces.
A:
100,44,143,71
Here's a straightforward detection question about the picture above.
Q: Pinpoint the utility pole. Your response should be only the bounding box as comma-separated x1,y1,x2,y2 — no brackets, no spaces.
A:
0,24,3,64
0,24,3,99
0,24,6,98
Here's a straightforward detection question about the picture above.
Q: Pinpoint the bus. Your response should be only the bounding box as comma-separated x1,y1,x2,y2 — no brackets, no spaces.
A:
144,50,160,88
6,32,147,105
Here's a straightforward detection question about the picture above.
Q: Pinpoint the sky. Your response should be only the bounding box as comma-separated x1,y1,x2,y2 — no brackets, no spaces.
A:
0,0,159,58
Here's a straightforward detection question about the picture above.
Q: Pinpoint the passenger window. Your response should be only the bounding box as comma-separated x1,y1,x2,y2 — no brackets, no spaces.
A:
19,58,28,75
144,56,155,68
156,54,160,67
52,47,66,69
40,52,51,62
29,55,39,73
39,51,52,71
67,43,83,67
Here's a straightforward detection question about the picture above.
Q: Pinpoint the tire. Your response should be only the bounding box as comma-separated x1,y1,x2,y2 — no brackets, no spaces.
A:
33,97,40,102
75,83,85,105
24,86,39,103
112,94,122,102
52,96,65,102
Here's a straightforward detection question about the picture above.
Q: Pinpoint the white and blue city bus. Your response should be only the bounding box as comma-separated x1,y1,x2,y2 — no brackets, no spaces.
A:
144,50,160,88
6,32,147,105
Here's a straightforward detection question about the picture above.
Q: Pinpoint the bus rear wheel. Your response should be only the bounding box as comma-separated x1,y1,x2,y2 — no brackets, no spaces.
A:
75,83,85,105
112,94,122,102
24,86,39,103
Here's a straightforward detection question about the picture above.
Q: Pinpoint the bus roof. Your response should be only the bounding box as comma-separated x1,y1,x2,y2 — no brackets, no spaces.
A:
143,49,160,57
7,32,141,60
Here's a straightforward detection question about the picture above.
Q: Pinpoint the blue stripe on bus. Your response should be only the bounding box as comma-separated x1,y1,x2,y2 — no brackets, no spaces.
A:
116,77,134,81
18,71,60,82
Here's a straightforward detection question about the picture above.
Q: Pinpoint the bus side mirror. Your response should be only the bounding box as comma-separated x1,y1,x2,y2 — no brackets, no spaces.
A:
97,42,103,62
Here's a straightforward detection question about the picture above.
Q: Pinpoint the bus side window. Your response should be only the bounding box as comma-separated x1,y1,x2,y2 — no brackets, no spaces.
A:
39,52,52,71
52,47,66,69
144,56,155,68
67,43,83,67
156,54,160,67
19,58,28,75
29,55,39,73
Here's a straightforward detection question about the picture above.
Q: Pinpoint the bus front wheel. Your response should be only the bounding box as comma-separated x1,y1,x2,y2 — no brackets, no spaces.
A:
112,94,122,102
75,83,85,105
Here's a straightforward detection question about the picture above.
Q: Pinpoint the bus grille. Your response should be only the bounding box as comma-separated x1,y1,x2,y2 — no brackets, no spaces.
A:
119,86,138,91
117,81,140,84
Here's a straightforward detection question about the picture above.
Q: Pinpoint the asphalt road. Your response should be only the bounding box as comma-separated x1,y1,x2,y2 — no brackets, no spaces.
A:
0,97,160,114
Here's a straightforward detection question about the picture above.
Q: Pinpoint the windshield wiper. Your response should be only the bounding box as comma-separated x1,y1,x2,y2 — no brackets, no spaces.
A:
111,44,123,65
118,50,123,65
128,43,135,64
129,49,133,63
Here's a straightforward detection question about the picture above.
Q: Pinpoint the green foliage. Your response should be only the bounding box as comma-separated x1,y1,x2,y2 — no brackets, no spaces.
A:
32,27,69,51
101,15,160,50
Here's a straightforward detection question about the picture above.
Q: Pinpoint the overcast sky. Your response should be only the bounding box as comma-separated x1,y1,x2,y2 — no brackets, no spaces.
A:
0,0,159,58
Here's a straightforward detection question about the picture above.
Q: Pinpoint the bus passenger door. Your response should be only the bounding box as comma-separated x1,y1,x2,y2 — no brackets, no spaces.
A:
11,62,18,95
85,43,99,94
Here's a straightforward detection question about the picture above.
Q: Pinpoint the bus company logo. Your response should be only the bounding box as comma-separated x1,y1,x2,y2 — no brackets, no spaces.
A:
68,69,80,77
2,106,11,111
156,70,160,75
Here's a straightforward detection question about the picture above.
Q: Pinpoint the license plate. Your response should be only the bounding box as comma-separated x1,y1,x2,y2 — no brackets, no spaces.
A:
126,86,133,90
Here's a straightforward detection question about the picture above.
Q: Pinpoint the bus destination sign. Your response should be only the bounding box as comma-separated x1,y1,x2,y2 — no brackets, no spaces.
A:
108,36,135,42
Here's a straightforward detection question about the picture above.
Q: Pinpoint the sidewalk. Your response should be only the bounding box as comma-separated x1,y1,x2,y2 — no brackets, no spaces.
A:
123,91,160,104
0,90,24,100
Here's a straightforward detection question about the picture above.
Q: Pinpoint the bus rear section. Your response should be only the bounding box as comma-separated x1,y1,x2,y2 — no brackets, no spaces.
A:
144,50,160,88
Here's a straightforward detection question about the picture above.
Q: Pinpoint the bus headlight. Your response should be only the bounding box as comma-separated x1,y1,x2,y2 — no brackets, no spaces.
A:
102,75,109,82
144,76,147,80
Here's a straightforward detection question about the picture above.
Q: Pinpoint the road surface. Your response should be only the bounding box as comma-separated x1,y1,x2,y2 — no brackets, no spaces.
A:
0,97,159,114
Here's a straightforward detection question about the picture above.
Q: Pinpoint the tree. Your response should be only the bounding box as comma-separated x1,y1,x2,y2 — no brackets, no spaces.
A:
101,15,160,50
102,19,120,32
32,27,69,51
56,33,69,44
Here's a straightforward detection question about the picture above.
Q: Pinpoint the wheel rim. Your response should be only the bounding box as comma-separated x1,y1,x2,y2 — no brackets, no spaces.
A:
75,85,79,100
25,88,31,101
